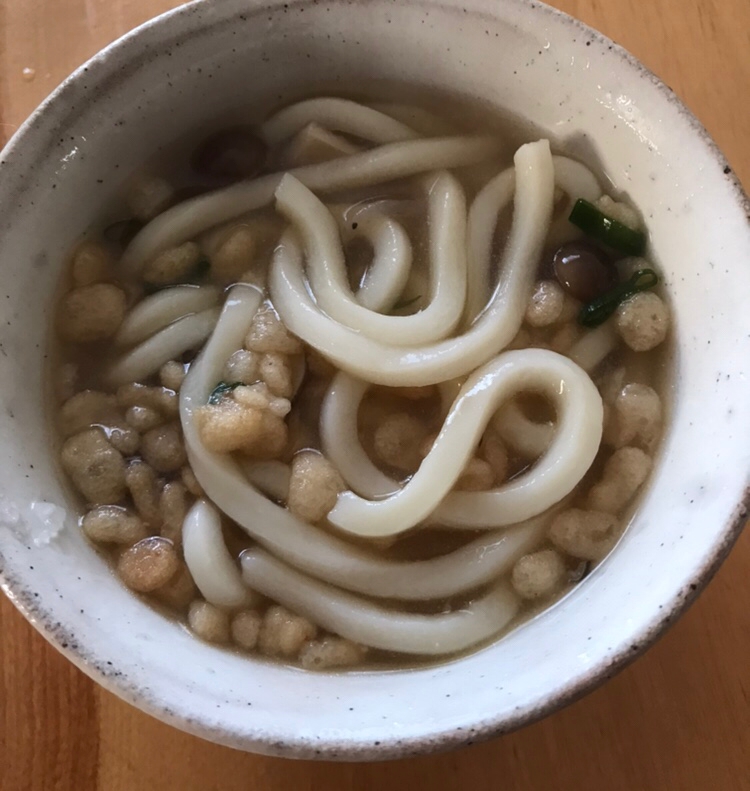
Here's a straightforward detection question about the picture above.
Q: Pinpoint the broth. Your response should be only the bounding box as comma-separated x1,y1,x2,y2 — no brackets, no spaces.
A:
49,90,670,671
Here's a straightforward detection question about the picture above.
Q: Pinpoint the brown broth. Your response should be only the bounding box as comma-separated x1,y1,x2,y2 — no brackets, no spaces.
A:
48,88,673,672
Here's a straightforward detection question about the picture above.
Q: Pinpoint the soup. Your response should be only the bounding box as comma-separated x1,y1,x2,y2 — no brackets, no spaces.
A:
51,94,670,671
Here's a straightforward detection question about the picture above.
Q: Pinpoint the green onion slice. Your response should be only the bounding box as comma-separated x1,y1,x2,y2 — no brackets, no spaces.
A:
578,268,659,328
569,198,646,256
207,381,243,405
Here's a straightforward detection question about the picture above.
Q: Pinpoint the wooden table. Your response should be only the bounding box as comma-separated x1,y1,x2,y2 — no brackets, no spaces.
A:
1,1,749,788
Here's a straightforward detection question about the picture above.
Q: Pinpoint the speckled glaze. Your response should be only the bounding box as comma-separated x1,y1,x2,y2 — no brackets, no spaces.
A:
0,0,749,761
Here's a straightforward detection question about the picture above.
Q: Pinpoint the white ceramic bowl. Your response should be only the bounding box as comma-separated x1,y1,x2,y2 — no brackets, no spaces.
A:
1,0,749,761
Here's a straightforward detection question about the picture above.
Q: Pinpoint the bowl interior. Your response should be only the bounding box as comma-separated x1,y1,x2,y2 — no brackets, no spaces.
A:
0,0,749,759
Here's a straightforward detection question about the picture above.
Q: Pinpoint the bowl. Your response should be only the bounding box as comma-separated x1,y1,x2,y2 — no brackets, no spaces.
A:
1,0,749,761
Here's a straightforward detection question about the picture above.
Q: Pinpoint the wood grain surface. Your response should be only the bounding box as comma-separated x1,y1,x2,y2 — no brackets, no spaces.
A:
1,1,749,789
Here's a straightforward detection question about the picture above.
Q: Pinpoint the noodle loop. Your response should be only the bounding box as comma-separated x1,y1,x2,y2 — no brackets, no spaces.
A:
327,349,603,536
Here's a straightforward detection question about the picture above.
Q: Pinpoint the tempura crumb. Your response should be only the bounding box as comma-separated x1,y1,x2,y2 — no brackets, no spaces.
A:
549,509,619,560
81,505,146,545
58,284,127,343
159,360,186,392
373,412,428,472
143,241,201,286
125,405,164,433
299,637,367,670
259,605,317,657
233,382,290,417
456,457,494,491
181,464,204,497
525,280,565,327
116,383,179,417
159,481,189,547
587,446,651,514
616,292,669,352
117,536,179,592
188,600,230,644
212,225,256,284
71,241,112,286
106,424,141,456
60,390,120,437
245,304,302,354
223,349,260,385
604,383,662,449
511,549,566,599
197,401,287,458
231,610,263,650
61,428,127,504
124,459,162,527
140,423,187,473
287,450,344,523
478,429,509,483
259,352,294,398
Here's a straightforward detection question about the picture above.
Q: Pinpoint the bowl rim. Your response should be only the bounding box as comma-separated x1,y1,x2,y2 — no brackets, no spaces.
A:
0,0,749,761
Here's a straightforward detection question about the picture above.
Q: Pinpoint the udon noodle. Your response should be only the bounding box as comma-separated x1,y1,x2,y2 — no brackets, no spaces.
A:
52,94,670,670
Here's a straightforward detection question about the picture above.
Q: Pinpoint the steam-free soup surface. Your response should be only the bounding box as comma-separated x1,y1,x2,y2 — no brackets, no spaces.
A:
51,91,670,671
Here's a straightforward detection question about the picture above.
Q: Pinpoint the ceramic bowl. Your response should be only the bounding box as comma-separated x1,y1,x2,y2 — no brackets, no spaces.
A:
1,0,749,761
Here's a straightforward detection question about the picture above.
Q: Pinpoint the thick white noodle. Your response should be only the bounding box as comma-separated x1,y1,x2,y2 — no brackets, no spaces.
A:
321,371,537,498
547,157,603,247
239,459,291,502
568,321,618,371
320,373,397,498
464,167,514,323
340,212,412,311
114,285,220,348
276,172,467,345
310,510,555,599
327,348,603,536
105,307,220,387
241,549,519,655
340,197,422,225
438,377,467,414
270,139,555,386
282,123,360,168
122,135,499,274
464,156,602,323
182,498,250,608
492,321,616,458
370,102,457,136
179,287,555,600
260,97,419,145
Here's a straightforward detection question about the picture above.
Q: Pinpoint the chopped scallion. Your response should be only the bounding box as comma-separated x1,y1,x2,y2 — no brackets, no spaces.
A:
578,268,659,328
569,198,646,256
207,381,242,405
